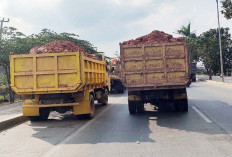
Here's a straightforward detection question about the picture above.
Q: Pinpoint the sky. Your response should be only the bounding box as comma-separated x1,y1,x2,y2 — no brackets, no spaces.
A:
0,0,231,57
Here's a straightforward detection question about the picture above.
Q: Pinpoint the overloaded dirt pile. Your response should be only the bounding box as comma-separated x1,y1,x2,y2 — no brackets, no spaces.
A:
121,30,185,45
29,40,99,60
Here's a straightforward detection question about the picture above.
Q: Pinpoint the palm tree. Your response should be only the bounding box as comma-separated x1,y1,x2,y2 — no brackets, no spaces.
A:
176,22,196,39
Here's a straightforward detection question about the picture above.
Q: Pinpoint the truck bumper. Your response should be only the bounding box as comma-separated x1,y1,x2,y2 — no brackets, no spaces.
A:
23,100,79,116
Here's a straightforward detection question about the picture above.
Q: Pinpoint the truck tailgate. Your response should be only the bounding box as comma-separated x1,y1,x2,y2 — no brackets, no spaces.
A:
10,52,81,94
120,42,189,90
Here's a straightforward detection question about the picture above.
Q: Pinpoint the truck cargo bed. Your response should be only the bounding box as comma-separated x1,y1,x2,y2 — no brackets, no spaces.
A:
120,42,189,90
10,52,107,94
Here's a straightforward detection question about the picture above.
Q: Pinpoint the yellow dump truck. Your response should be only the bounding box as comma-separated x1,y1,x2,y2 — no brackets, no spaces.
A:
10,51,109,121
120,42,189,113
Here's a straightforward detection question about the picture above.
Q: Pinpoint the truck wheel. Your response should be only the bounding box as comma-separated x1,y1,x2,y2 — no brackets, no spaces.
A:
40,108,50,120
76,114,84,120
28,116,41,121
174,99,188,112
28,108,50,121
136,102,144,113
101,92,108,106
179,99,188,112
84,95,95,119
128,101,136,114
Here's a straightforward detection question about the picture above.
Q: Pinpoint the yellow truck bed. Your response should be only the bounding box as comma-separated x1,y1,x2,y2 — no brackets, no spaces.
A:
120,42,189,90
10,52,107,95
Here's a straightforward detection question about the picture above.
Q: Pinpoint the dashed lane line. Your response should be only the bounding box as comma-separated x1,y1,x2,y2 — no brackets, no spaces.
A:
192,106,212,123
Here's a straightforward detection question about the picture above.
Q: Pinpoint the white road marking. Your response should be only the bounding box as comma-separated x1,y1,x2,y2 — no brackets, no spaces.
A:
192,106,212,123
42,104,114,157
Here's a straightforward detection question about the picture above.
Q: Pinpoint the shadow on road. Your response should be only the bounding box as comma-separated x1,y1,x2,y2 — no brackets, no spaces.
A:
28,97,232,145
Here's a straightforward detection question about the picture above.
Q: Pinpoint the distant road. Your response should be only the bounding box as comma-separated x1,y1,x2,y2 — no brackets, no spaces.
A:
197,74,232,83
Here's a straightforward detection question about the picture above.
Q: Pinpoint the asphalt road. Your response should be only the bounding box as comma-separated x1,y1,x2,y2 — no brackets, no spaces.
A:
1,81,232,157
197,74,232,83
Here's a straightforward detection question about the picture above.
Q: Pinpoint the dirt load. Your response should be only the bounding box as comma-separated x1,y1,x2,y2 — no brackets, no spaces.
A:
29,40,99,60
121,30,185,45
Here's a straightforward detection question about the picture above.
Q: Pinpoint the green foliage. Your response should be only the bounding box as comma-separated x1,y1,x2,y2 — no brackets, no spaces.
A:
221,0,232,19
0,76,8,87
188,27,232,79
177,22,198,62
176,22,196,39
177,22,232,79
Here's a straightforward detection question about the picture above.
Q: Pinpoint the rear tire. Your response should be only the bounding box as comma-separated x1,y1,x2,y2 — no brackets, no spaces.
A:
174,99,188,112
99,89,108,106
136,101,144,113
28,108,50,121
128,101,136,114
28,116,41,121
179,99,188,112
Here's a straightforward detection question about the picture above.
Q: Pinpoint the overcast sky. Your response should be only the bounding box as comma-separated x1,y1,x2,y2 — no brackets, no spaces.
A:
0,0,231,57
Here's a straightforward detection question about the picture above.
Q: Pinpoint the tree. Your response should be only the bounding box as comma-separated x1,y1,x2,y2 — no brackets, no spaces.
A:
221,0,232,19
176,22,196,39
197,28,232,79
0,27,26,102
176,22,199,62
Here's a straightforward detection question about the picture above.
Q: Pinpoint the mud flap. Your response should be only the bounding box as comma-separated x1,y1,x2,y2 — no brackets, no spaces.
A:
73,90,93,115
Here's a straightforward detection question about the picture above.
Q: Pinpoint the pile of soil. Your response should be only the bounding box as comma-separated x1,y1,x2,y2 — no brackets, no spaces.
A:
29,40,99,60
121,30,185,45
29,40,85,54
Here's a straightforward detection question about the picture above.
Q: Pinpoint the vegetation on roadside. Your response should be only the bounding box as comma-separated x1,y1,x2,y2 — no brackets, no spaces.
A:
221,0,232,20
177,23,232,80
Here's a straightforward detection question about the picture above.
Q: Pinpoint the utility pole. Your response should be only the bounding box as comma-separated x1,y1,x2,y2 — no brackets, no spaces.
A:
216,0,224,82
0,17,10,39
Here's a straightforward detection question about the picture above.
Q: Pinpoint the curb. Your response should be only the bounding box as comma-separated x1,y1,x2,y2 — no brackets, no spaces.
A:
0,115,28,132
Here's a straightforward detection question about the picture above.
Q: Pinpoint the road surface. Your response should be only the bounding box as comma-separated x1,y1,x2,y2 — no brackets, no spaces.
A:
1,81,232,157
197,74,232,83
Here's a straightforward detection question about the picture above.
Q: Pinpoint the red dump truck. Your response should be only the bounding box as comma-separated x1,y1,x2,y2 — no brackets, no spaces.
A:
120,31,189,113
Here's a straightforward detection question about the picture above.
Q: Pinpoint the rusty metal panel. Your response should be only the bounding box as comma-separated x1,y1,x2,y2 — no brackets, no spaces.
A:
124,47,142,57
166,45,185,57
120,42,189,90
166,59,186,71
144,46,163,56
126,74,142,84
146,73,165,83
125,60,143,71
167,72,186,82
145,59,163,70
